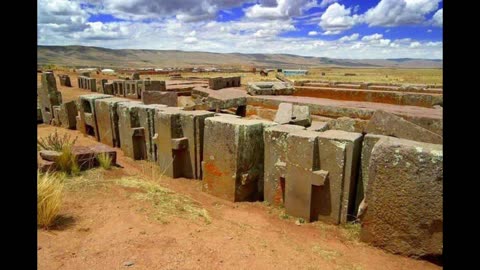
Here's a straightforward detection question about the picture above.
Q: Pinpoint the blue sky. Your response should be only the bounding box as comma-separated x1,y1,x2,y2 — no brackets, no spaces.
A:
38,0,443,59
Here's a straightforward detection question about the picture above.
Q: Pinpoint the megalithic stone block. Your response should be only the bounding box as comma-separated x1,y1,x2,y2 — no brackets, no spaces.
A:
117,101,146,160
285,130,321,221
94,97,131,147
78,94,113,139
315,130,362,224
264,124,306,206
58,101,78,129
153,108,186,178
202,116,276,202
354,134,390,216
365,110,442,144
39,72,62,124
285,129,362,224
178,110,215,179
137,104,168,162
360,138,443,257
103,83,114,95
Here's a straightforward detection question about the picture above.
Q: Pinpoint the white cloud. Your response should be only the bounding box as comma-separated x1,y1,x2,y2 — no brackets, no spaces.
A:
319,0,338,8
184,37,198,44
245,0,318,20
308,31,319,36
432,8,443,27
322,30,341,35
410,41,421,48
99,0,251,22
427,29,432,33
37,0,443,59
363,0,442,27
362,33,383,41
339,33,359,42
319,3,360,34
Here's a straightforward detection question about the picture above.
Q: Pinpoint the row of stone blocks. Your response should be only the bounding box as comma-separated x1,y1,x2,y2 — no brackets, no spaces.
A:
77,94,211,180
77,76,97,92
104,80,166,98
73,93,442,257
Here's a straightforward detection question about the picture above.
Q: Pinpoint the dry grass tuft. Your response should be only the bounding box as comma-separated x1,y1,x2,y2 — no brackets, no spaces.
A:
96,152,112,170
56,146,80,176
37,129,78,152
116,177,211,224
37,171,64,229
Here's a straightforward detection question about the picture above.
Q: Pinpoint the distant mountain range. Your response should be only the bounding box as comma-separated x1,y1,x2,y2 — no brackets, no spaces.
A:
37,45,443,69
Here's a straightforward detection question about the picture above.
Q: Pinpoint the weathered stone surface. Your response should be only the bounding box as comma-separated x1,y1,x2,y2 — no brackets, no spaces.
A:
247,81,294,96
274,103,311,127
306,121,328,132
116,101,145,159
360,138,443,257
142,91,178,106
365,110,442,144
264,125,305,206
37,106,43,123
327,117,368,133
132,72,140,80
273,103,293,124
291,105,311,126
317,130,362,224
78,94,113,140
38,72,62,124
103,83,114,95
137,104,168,162
90,144,117,165
178,110,215,179
39,150,61,161
208,77,241,90
354,134,390,216
57,101,78,129
285,130,362,224
58,74,72,87
142,80,166,91
284,130,319,221
38,159,56,173
78,76,97,91
94,97,130,147
202,117,275,202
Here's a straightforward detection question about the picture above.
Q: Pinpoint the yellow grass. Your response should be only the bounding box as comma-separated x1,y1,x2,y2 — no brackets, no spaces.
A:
96,152,112,170
37,171,64,228
145,67,442,85
56,146,80,176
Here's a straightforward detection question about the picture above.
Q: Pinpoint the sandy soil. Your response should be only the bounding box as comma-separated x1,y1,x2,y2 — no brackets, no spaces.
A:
37,125,441,270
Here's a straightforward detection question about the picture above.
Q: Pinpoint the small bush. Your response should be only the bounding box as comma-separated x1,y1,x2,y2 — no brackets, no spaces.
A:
56,146,80,176
96,152,112,170
37,129,78,152
37,171,64,229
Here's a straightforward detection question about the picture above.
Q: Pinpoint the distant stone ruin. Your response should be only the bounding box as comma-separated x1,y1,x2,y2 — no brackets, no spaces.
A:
208,76,241,90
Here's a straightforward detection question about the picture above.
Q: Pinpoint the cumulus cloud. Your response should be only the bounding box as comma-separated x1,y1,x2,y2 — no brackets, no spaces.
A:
338,33,359,42
101,0,250,22
319,0,338,8
363,0,442,27
37,0,443,59
245,0,318,20
362,33,383,41
432,8,442,27
319,3,360,34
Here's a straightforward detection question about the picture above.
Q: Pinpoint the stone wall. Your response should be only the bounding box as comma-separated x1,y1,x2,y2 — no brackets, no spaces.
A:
43,94,443,258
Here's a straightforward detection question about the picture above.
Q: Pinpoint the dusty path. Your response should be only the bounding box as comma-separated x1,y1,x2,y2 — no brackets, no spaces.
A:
37,125,441,270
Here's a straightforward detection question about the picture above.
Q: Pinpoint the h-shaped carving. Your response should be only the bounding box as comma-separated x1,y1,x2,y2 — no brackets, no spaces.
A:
285,130,362,224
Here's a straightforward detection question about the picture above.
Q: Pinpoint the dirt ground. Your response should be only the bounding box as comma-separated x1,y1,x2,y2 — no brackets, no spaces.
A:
37,125,441,270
